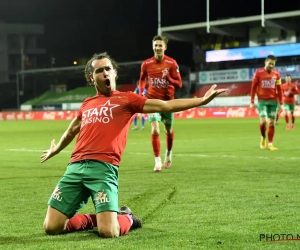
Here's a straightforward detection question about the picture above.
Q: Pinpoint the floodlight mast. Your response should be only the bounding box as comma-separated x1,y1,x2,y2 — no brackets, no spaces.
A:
157,0,161,35
261,0,265,27
206,0,210,33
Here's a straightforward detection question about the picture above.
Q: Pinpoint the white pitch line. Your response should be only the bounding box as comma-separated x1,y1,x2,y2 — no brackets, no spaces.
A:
6,148,72,153
6,148,300,160
127,152,300,160
129,136,254,145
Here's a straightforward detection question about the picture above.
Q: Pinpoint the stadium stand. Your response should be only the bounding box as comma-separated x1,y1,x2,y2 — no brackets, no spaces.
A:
22,84,137,108
23,86,96,106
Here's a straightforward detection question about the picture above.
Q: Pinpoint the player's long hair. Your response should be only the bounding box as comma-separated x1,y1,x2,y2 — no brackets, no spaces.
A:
84,52,119,86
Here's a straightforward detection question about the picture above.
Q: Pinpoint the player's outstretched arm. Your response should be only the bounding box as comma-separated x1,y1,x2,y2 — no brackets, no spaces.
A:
142,84,226,113
40,117,81,163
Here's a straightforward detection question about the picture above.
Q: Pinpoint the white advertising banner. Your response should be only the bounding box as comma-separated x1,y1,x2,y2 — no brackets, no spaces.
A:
205,96,255,107
199,68,250,84
62,103,81,110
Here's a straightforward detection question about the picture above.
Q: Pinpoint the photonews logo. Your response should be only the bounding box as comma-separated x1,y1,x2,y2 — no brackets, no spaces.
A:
260,233,300,242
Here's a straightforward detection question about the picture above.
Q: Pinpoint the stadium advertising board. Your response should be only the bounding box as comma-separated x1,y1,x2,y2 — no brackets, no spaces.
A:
206,43,300,62
199,69,250,83
62,103,81,110
1,107,300,120
249,65,300,78
174,106,300,118
0,111,78,121
36,104,63,111
193,83,252,97
196,65,300,85
207,96,254,107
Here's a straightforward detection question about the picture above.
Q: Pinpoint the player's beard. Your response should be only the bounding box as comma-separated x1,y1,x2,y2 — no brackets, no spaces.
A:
266,66,273,72
155,53,163,61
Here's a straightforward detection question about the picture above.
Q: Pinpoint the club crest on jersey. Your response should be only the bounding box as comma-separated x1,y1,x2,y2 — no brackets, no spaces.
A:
81,100,120,127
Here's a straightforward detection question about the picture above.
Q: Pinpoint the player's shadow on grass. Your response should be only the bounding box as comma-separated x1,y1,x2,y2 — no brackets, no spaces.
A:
0,175,62,180
0,230,101,245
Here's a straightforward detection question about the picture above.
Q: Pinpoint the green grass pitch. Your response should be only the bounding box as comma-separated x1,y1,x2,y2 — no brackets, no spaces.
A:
0,118,300,250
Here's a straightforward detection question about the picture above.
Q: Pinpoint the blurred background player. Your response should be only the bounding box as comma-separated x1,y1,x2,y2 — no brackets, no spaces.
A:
275,93,282,125
281,74,299,130
250,55,283,150
275,109,281,125
132,81,147,130
139,35,182,171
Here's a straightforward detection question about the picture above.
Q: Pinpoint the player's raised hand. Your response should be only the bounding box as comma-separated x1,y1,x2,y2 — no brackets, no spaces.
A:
41,139,57,163
201,84,227,105
203,84,227,102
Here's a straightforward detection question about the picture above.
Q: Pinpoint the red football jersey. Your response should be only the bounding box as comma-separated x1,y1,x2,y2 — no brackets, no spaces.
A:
139,55,182,100
281,82,299,104
251,68,282,103
70,91,147,166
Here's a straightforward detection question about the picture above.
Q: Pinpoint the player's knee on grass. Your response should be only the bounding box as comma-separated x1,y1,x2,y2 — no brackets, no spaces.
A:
97,224,120,238
96,211,120,238
43,219,66,235
43,206,69,235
